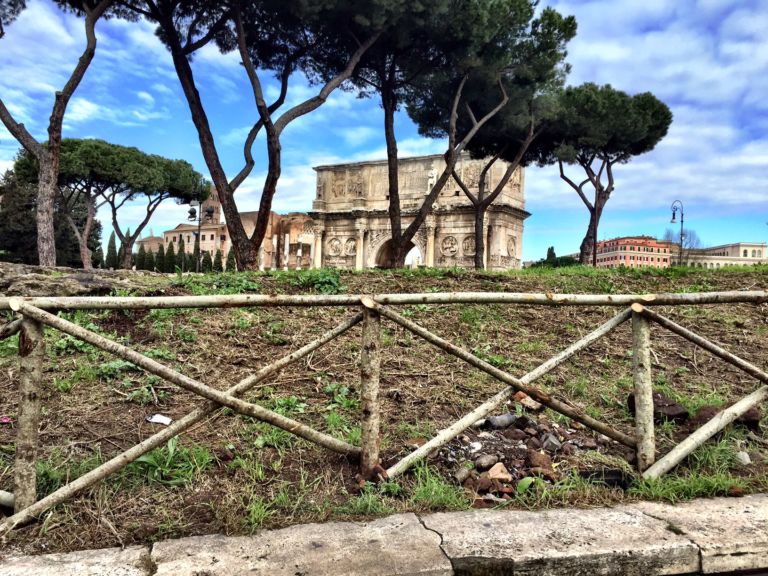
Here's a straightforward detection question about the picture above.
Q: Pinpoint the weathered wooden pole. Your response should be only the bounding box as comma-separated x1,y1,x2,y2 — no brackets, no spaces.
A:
10,300,359,457
0,318,22,341
1,312,363,536
384,306,635,479
359,297,382,479
631,303,655,472
14,316,45,513
643,385,768,480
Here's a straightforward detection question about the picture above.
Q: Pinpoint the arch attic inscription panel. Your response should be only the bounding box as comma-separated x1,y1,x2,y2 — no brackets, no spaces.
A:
309,153,529,270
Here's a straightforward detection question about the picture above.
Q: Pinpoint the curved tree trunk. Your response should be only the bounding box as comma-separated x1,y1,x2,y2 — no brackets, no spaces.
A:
579,208,596,265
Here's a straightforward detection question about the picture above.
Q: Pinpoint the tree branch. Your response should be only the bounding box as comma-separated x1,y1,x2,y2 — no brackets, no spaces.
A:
452,169,478,206
0,100,45,158
183,10,230,55
559,159,593,210
272,30,381,135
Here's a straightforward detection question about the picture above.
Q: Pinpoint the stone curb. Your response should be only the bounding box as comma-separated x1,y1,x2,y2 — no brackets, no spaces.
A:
2,494,767,575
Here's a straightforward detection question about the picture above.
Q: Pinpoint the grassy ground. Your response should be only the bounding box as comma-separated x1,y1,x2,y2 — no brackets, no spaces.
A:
0,264,767,554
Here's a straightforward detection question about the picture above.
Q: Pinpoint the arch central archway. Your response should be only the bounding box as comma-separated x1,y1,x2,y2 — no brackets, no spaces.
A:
374,239,417,268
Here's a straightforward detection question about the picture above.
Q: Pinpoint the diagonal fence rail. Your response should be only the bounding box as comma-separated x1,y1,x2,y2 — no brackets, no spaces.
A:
0,289,766,536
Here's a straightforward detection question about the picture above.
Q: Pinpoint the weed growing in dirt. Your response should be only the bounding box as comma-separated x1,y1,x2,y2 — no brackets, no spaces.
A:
124,437,212,487
410,463,469,510
323,382,359,411
97,359,140,380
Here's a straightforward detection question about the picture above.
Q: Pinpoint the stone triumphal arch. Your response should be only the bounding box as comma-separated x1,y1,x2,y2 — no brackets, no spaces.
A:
307,153,529,270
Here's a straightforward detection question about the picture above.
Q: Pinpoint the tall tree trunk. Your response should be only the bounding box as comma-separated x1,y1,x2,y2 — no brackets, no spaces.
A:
474,206,485,270
120,239,133,270
36,157,58,266
0,1,110,267
382,89,403,268
164,26,254,270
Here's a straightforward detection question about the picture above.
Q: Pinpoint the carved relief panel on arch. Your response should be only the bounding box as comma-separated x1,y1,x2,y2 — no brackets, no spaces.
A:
331,171,347,199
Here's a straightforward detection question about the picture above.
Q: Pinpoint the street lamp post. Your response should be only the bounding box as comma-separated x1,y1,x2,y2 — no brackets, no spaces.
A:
670,200,684,266
188,201,215,272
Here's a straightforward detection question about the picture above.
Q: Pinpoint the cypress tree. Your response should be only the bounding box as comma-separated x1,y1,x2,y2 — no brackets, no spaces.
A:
145,249,155,272
185,252,194,272
166,243,176,273
177,237,186,271
93,245,104,269
202,250,213,273
156,244,166,272
106,232,118,269
136,244,146,270
226,248,236,272
213,249,223,273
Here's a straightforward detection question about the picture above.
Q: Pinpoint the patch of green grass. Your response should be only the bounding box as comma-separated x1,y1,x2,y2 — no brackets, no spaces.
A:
471,344,511,368
282,268,345,295
124,437,212,487
144,347,177,361
0,332,19,357
629,472,747,503
262,320,288,345
177,325,198,343
36,449,103,499
396,421,436,439
410,463,469,510
230,454,267,484
245,494,273,530
249,423,294,450
517,340,545,354
174,272,262,295
335,483,396,515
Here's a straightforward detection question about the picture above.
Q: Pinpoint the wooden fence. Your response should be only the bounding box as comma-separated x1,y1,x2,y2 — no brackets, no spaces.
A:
0,290,766,536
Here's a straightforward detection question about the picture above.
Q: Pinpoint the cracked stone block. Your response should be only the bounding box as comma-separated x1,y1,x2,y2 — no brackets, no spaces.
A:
151,513,451,575
1,545,151,576
423,507,699,575
632,494,768,574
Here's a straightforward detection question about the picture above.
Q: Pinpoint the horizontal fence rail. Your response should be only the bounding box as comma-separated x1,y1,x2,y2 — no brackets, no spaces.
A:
0,289,766,310
0,290,765,537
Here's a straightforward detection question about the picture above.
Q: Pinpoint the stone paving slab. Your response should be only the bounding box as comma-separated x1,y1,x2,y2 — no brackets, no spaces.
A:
423,507,701,575
4,496,768,575
1,544,151,576
151,513,452,576
633,494,768,574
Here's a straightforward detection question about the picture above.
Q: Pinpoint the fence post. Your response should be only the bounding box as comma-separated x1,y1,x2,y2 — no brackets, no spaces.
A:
359,297,382,479
14,316,45,512
631,303,655,472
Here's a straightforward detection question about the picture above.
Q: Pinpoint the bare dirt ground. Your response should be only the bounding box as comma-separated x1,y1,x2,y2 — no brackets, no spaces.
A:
1,266,766,555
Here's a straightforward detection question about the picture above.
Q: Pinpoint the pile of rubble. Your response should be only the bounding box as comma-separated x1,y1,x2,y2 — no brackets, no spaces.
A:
437,391,763,508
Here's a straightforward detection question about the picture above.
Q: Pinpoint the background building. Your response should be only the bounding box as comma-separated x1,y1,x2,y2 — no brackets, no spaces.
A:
137,190,314,269
687,242,767,268
593,236,676,268
590,236,767,269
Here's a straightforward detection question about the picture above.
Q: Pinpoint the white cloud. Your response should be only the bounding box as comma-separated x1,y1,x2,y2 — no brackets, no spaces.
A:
137,91,155,106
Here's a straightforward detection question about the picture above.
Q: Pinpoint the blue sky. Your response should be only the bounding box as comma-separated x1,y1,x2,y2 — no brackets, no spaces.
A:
1,0,767,261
